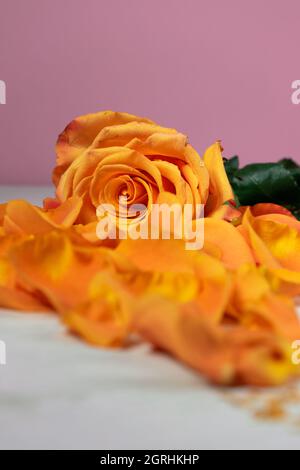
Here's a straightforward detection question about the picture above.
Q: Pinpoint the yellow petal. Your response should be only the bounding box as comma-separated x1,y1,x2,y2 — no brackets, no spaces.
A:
203,142,234,213
3,198,82,236
55,111,154,170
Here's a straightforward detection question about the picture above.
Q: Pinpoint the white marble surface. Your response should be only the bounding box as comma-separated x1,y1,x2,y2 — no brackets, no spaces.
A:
0,186,300,450
0,185,54,206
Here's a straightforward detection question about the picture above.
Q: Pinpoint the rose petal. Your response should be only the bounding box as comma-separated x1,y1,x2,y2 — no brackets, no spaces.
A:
203,142,234,213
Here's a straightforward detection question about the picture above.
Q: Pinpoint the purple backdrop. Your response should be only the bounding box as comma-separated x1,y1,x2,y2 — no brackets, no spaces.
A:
0,0,299,184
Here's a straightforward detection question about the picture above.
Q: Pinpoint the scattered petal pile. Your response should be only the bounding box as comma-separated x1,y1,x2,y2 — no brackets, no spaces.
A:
1,110,300,386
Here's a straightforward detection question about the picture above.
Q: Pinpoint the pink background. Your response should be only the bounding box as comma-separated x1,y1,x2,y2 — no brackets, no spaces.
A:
0,0,299,184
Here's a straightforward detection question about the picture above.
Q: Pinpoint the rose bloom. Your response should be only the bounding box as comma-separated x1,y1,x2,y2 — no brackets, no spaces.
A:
50,111,233,240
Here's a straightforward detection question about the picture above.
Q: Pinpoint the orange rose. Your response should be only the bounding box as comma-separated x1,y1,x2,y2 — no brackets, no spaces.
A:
1,109,300,388
51,111,233,240
239,206,300,296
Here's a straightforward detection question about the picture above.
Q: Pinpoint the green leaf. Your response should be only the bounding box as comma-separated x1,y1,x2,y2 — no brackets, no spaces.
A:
224,157,300,219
